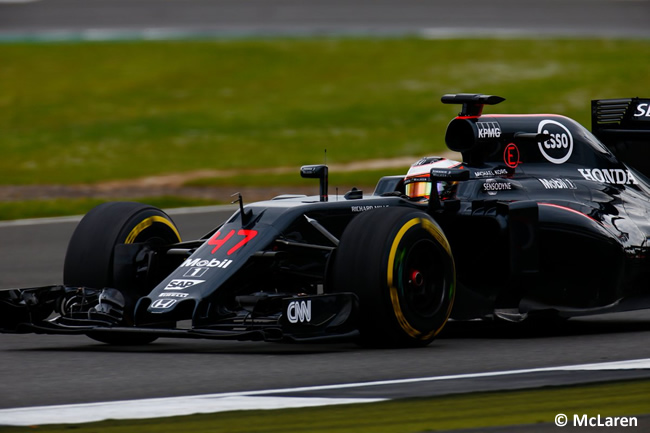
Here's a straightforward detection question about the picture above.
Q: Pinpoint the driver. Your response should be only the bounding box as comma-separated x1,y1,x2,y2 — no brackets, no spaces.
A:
404,156,461,200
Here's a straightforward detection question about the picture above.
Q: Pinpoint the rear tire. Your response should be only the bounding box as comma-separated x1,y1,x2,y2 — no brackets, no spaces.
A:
331,207,455,347
64,202,181,345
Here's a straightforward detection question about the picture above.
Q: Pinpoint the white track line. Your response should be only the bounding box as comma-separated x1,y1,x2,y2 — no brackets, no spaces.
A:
1,358,649,426
0,396,386,426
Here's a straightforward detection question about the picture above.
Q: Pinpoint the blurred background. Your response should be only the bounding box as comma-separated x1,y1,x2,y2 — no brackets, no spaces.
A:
0,0,649,219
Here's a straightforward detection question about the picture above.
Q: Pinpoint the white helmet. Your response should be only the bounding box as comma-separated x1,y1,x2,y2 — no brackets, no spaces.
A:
404,157,462,199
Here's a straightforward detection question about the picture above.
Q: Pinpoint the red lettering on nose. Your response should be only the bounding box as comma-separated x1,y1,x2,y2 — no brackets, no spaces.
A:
207,229,259,255
208,230,235,254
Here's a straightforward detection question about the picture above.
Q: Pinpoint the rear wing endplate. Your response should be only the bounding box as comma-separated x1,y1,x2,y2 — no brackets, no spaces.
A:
592,97,650,176
592,98,650,143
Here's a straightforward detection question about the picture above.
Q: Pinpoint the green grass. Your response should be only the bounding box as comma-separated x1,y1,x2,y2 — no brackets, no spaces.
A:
1,38,649,219
3,380,648,432
185,168,399,188
0,197,220,221
1,38,650,186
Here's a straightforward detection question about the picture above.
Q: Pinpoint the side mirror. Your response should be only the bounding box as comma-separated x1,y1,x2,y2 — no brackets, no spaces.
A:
429,167,470,182
300,165,328,202
428,167,469,212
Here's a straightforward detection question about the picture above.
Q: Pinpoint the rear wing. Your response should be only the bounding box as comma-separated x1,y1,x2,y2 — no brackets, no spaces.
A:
592,98,650,176
592,98,650,142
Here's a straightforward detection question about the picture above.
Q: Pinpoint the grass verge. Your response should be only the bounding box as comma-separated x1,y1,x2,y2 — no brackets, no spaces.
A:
0,197,221,221
1,38,649,186
2,380,648,433
2,38,650,219
184,168,398,188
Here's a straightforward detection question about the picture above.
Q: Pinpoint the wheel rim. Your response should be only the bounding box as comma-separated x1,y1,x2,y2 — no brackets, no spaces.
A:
398,239,447,319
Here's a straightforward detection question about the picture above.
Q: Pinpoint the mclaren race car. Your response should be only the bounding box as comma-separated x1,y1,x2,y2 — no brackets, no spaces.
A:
2,94,650,347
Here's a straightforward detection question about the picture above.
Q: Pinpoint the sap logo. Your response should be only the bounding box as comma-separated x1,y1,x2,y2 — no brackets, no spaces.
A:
634,103,650,118
477,122,501,138
287,300,312,324
164,279,204,290
578,168,638,185
151,299,176,309
538,178,577,190
180,258,233,269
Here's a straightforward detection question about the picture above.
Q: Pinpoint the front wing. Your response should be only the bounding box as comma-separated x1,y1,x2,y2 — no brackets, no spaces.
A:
0,286,360,344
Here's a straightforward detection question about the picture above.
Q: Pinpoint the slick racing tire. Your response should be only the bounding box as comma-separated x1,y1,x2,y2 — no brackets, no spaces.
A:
64,202,181,345
331,207,455,347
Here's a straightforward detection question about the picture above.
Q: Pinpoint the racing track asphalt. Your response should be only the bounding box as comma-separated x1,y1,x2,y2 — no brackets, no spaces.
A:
1,206,650,415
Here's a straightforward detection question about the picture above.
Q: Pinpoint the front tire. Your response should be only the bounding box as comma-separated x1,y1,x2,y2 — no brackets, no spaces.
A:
64,202,181,345
331,207,455,347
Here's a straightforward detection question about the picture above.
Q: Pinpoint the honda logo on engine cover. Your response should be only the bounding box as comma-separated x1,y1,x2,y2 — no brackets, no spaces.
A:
287,300,312,323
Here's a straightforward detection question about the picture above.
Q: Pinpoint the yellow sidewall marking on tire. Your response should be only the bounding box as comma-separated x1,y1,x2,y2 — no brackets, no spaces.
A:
387,217,455,340
125,216,181,244
420,217,453,257
420,217,457,334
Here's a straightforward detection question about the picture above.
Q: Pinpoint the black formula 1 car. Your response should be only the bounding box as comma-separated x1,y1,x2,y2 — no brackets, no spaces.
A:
2,93,650,347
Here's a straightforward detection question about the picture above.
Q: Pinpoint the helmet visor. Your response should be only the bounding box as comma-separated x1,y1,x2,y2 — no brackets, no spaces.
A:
405,180,432,199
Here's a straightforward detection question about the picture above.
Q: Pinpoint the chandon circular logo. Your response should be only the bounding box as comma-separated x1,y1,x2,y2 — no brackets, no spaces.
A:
537,119,573,164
